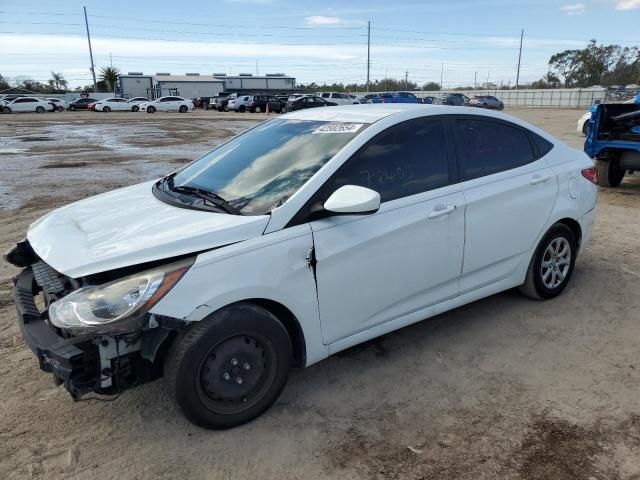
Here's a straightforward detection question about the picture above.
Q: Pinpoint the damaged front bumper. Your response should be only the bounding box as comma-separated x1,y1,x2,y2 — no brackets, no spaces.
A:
13,268,163,399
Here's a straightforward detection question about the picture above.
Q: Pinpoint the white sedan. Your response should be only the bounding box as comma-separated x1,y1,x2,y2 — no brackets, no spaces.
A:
127,97,149,112
2,97,55,113
577,111,591,136
138,96,193,113
9,105,597,429
93,98,135,112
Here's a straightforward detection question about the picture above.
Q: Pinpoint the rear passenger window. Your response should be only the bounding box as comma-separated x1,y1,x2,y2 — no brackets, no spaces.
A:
531,132,554,157
454,118,535,180
326,118,449,202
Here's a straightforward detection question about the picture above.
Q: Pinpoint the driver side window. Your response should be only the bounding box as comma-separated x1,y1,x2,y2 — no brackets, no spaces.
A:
323,118,450,203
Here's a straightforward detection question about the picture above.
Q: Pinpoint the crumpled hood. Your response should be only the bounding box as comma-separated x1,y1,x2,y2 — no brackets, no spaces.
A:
27,180,269,278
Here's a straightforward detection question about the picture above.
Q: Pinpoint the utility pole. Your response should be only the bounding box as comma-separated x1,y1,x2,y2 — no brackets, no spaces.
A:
384,67,388,91
405,71,408,90
83,6,98,93
440,63,444,88
486,71,490,89
366,21,371,92
515,28,523,89
474,71,477,89
256,59,259,76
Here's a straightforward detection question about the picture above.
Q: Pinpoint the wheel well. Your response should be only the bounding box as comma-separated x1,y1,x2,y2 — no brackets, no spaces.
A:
556,218,582,252
247,299,307,368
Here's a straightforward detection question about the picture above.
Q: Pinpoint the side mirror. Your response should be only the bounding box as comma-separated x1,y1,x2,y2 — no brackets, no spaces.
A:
323,185,380,215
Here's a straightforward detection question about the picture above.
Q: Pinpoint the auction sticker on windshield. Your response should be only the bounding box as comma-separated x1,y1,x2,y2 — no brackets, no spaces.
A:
312,123,364,134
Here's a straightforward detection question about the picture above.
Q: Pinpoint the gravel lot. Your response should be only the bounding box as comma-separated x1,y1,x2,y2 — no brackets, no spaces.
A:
1,108,639,480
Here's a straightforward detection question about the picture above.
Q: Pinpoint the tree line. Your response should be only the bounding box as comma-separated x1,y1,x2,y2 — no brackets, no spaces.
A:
0,66,120,94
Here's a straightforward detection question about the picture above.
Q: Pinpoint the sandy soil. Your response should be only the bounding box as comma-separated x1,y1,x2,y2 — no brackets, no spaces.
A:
1,108,639,480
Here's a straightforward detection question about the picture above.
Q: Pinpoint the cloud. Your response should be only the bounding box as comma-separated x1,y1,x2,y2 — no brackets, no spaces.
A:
304,15,345,25
560,3,586,14
615,0,640,9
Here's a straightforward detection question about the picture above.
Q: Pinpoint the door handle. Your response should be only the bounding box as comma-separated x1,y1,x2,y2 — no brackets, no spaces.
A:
530,174,551,185
428,204,456,219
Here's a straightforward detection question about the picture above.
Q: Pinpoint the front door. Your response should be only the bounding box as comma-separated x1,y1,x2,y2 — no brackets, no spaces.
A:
309,117,465,344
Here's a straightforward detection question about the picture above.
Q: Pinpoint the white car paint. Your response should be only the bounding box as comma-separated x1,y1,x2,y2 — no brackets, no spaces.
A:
2,97,54,113
93,97,134,112
138,96,193,113
577,111,591,135
47,98,69,111
228,95,253,111
26,104,597,368
318,92,360,105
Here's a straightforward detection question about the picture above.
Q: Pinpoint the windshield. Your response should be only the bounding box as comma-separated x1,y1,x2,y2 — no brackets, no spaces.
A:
170,119,368,215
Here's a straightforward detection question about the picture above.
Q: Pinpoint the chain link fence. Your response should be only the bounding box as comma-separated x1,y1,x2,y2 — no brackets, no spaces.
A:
415,88,608,108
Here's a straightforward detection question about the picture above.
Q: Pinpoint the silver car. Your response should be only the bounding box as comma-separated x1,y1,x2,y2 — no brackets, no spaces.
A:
469,95,504,110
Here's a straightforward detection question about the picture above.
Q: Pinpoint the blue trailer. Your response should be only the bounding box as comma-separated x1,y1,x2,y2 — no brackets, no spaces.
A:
584,102,640,187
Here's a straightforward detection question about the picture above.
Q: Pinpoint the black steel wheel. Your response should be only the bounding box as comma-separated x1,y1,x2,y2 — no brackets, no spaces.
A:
165,302,292,429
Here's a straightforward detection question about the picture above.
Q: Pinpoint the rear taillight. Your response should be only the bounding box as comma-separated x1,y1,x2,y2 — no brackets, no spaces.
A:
581,167,598,184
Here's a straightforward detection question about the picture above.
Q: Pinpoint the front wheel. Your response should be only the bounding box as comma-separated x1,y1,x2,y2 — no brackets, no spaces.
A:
147,106,156,113
179,105,188,113
239,105,246,113
596,158,625,187
497,103,504,110
36,106,45,113
519,223,577,300
69,105,76,111
582,121,590,137
103,106,111,112
165,303,292,429
254,106,262,113
281,105,287,113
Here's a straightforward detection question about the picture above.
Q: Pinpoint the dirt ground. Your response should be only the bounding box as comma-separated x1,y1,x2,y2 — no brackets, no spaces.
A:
1,108,639,480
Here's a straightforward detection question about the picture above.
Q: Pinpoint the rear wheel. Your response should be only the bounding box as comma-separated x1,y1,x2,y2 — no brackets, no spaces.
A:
103,106,111,112
36,106,45,113
255,106,262,113
239,105,246,113
497,103,504,110
69,105,76,111
131,105,139,112
519,223,577,300
165,303,292,429
596,158,625,187
482,103,488,108
281,105,287,113
2,107,11,114
147,106,156,113
582,121,590,136
179,105,188,113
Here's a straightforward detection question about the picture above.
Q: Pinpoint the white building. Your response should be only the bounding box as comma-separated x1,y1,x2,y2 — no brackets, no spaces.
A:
117,72,296,99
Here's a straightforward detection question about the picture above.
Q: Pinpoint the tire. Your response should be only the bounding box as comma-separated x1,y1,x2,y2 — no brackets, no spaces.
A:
596,158,625,187
57,106,64,112
497,103,504,111
255,106,262,113
519,223,577,300
165,302,292,429
482,103,488,108
217,106,224,112
281,105,287,113
179,105,188,113
223,105,229,112
69,105,76,111
147,106,156,113
582,121,590,137
132,105,139,112
36,106,45,113
103,106,111,112
2,107,11,114
239,105,246,113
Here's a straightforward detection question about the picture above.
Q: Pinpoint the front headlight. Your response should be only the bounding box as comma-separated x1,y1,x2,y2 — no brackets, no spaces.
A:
49,259,192,333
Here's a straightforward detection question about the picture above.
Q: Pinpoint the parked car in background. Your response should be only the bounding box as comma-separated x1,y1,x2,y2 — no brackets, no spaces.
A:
93,98,134,112
439,93,470,106
7,104,597,430
469,95,504,110
284,95,337,111
46,98,69,111
2,97,55,114
356,93,379,104
577,111,591,136
370,91,419,104
213,93,236,112
127,97,149,112
139,96,193,113
421,96,438,104
229,95,254,112
0,94,25,105
68,98,98,110
88,102,98,111
250,95,285,113
318,92,360,105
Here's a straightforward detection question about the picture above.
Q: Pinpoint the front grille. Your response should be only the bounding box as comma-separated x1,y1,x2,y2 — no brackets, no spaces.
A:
32,260,65,294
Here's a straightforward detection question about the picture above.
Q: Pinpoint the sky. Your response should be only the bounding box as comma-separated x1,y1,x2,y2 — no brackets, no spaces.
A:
1,0,639,90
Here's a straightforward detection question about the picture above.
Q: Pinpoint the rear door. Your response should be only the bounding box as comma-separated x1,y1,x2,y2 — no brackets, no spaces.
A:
449,115,558,292
308,117,464,344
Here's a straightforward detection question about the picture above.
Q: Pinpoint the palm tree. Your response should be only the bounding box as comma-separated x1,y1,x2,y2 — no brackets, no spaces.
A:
99,66,120,93
49,72,68,92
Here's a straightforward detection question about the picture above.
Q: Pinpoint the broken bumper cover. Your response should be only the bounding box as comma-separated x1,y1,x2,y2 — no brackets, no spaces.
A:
13,268,101,399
